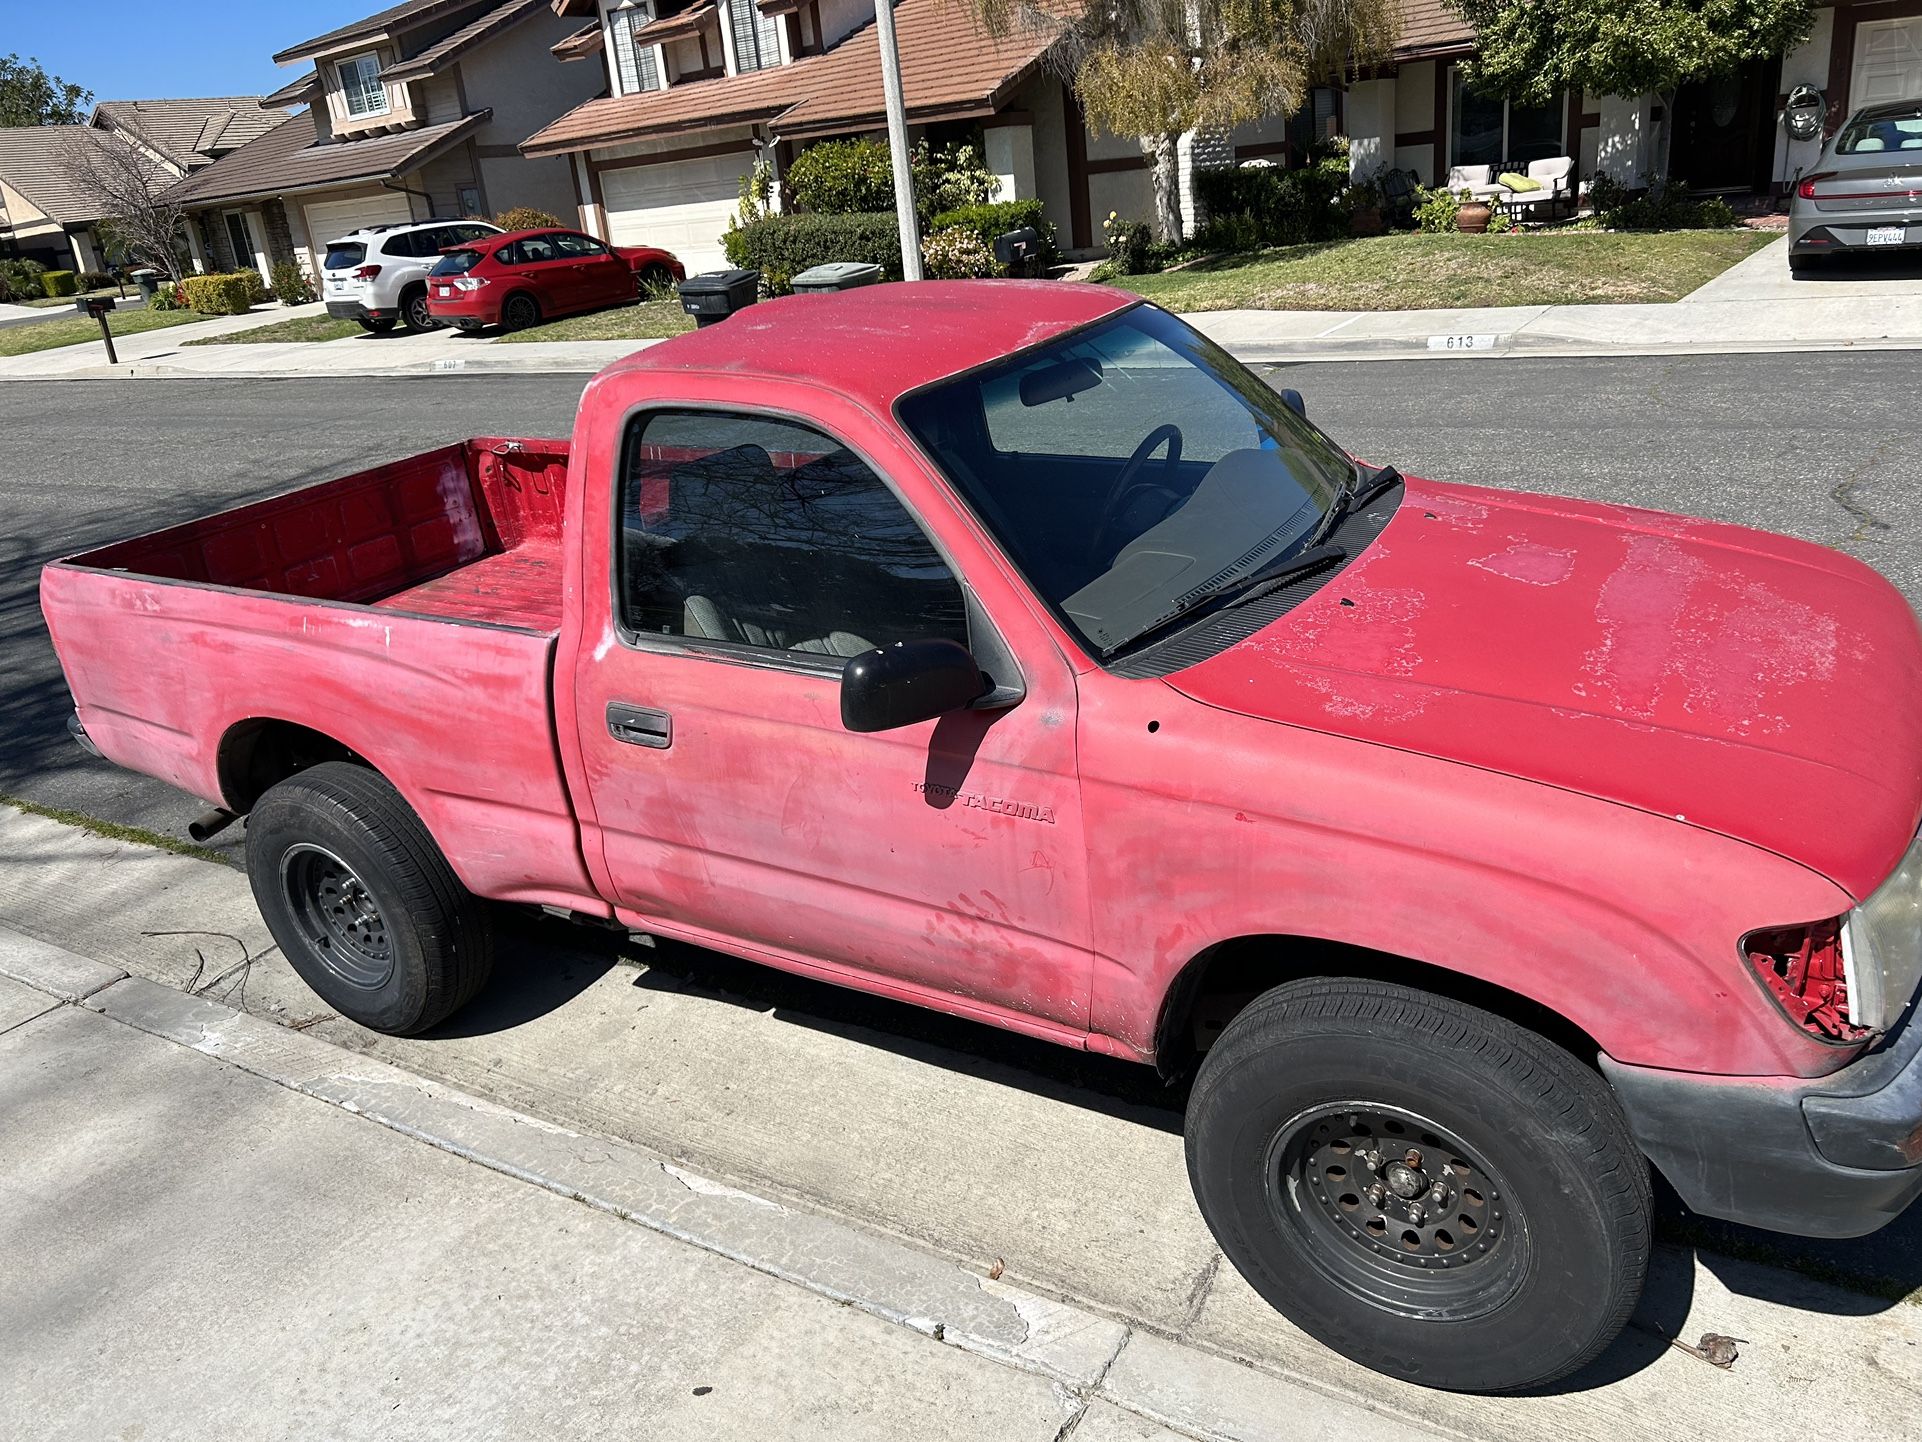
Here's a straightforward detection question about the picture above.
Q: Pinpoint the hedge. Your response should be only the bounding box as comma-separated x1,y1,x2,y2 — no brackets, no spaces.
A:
41,269,78,297
230,268,271,306
786,138,896,216
723,211,902,293
928,200,1057,268
1193,163,1347,250
181,273,253,315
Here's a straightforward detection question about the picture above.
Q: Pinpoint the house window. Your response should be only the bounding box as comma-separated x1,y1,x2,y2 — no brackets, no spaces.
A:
609,4,663,94
1450,69,1562,168
726,0,779,74
338,54,390,117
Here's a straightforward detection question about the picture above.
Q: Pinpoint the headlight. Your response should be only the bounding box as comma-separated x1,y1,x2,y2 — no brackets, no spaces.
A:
1843,831,1922,1033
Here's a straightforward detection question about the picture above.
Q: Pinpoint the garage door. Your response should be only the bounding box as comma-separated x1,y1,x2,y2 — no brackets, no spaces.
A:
602,153,753,274
1853,18,1922,108
303,193,414,248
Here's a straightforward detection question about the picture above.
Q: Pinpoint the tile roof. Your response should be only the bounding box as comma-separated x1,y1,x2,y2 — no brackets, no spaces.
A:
273,0,493,64
551,21,604,60
523,0,1058,155
0,125,154,226
382,0,551,80
1394,0,1476,58
633,2,717,45
262,70,322,107
163,111,489,207
93,96,290,171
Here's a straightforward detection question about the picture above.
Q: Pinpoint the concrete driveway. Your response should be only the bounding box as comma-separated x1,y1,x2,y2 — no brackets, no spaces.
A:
1687,233,1922,301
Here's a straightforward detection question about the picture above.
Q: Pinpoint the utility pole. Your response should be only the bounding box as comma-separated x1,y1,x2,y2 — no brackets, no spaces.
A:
874,0,922,280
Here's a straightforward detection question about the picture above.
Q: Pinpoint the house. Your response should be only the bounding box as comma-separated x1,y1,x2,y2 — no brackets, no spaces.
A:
162,0,610,282
0,97,280,271
1341,0,1922,196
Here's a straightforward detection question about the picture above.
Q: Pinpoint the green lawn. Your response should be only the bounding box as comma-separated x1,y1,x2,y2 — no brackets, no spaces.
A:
0,306,206,357
1114,230,1776,311
496,300,692,344
19,286,128,309
185,314,364,346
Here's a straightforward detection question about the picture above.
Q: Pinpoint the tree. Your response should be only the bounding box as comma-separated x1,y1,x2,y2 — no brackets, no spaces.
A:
1446,0,1817,187
62,130,191,279
0,53,92,128
972,0,1398,241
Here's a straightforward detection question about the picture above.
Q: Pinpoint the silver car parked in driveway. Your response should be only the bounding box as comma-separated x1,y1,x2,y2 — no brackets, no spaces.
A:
1789,99,1922,275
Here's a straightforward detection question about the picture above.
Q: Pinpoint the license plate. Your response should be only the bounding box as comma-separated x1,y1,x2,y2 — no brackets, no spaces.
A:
1867,225,1907,246
436,286,452,297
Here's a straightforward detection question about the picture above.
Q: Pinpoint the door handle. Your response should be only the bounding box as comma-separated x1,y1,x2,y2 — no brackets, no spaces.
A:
607,702,672,749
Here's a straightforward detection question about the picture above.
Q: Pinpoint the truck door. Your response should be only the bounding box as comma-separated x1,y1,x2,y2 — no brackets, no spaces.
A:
572,407,1094,1033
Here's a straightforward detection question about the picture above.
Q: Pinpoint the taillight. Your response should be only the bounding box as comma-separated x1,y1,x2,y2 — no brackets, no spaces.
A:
452,277,489,291
1744,918,1871,1043
1795,172,1834,200
352,265,383,280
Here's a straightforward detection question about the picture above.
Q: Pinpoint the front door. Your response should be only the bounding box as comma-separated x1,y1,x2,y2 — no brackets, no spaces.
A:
573,407,1094,1032
1672,59,1780,192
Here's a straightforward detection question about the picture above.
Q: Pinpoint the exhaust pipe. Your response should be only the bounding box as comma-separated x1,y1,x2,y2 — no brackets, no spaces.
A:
188,808,239,842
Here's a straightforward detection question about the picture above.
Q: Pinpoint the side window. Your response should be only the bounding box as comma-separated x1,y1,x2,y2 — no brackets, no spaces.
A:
457,225,496,243
519,235,560,263
400,227,445,257
555,232,608,258
494,241,522,265
619,411,968,659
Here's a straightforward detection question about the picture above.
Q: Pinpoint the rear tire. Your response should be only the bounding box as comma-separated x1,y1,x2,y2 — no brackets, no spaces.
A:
1789,250,1823,276
356,316,397,335
500,292,541,332
401,286,440,332
1185,978,1650,1393
245,761,494,1035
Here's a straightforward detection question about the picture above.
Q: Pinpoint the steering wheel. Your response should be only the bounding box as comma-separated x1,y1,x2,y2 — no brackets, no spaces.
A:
1092,424,1183,564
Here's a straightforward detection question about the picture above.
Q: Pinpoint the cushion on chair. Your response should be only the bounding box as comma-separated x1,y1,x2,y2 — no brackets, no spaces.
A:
1527,157,1574,191
1499,172,1543,192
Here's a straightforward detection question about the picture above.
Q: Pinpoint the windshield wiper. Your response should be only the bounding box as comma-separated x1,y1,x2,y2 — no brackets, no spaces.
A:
1307,464,1403,550
1102,541,1348,657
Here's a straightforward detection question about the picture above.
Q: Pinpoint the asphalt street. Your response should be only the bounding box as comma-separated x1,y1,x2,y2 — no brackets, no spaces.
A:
4,353,1916,850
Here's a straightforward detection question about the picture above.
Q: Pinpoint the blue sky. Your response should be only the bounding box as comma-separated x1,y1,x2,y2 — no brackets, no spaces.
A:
10,2,382,106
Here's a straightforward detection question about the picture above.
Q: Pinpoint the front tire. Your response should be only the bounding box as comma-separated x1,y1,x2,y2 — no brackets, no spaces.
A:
245,761,494,1035
1185,978,1650,1393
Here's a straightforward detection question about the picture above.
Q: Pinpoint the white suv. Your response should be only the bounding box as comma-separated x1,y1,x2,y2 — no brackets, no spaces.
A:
322,219,502,334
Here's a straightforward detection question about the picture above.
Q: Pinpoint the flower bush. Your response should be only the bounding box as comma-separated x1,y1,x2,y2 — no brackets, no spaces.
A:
920,225,999,279
270,260,316,305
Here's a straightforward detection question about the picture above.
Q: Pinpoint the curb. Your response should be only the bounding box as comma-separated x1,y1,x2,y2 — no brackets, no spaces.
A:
0,925,1448,1442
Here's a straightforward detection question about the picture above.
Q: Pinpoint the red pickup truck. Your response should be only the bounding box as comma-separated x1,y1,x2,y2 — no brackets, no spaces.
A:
42,283,1922,1393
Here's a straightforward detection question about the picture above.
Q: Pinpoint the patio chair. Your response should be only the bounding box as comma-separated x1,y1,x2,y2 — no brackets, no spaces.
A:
1496,157,1575,219
1445,164,1505,201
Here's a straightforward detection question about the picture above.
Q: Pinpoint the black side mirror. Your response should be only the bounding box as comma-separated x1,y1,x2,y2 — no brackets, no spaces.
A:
841,639,986,733
1278,388,1306,419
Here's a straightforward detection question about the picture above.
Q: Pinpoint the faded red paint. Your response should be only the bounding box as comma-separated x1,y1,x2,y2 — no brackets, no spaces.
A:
39,283,1922,1084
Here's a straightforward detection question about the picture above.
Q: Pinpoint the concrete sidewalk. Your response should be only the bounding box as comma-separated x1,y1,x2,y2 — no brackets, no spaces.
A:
4,802,1921,1442
7,237,1922,379
0,930,1435,1442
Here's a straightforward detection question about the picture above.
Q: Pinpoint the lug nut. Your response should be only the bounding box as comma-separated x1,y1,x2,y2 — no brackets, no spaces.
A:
1407,1204,1426,1226
1362,1150,1384,1172
1365,1183,1386,1207
1404,1148,1423,1170
1429,1185,1448,1206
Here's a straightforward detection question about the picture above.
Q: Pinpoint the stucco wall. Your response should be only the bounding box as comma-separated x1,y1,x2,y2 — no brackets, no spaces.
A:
1773,7,1836,189
463,8,611,219
1346,77,1396,179
1013,71,1074,251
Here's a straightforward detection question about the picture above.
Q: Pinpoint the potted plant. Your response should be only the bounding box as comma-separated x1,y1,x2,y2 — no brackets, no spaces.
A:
1341,181,1384,237
1456,188,1493,234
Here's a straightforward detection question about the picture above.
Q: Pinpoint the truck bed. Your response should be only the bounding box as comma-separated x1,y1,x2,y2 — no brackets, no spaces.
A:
41,437,601,913
68,438,570,634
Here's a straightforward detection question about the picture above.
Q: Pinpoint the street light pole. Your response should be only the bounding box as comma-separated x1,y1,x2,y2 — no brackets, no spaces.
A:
873,0,922,281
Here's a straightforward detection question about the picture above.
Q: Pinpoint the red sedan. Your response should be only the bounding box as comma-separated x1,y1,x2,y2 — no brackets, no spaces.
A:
426,226,684,333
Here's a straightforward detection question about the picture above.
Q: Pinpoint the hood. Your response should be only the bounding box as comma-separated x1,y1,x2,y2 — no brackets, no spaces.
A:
1167,478,1922,900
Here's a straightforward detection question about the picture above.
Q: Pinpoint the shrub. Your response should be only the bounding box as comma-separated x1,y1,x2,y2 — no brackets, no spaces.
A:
41,269,78,297
920,225,999,279
914,139,999,216
1412,186,1460,233
928,199,1058,267
1192,212,1264,253
1193,159,1346,249
271,260,316,305
150,281,184,310
75,269,115,291
0,272,11,303
0,257,48,298
1101,212,1156,274
788,137,896,215
181,273,252,314
493,206,564,231
723,211,902,293
1586,174,1740,232
229,269,271,305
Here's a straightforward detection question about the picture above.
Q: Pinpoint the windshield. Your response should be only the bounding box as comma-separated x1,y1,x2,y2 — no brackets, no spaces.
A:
897,305,1356,657
1836,106,1922,154
430,249,484,276
323,242,367,270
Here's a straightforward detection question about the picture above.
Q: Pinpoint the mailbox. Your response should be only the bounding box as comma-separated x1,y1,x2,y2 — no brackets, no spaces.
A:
993,226,1041,278
76,295,118,318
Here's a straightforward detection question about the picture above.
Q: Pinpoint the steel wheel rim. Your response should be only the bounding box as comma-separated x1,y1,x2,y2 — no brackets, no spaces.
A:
280,843,394,990
407,293,434,329
1265,1101,1527,1321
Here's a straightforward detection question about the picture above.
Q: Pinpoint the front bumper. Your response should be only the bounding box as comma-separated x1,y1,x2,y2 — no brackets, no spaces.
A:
1602,1003,1922,1237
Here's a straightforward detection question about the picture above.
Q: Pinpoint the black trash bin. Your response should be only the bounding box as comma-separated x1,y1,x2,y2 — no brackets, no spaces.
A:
675,269,761,327
790,262,883,294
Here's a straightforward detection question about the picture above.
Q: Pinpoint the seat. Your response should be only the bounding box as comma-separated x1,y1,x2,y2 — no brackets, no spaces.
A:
681,593,872,656
1446,164,1504,201
1500,157,1575,218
